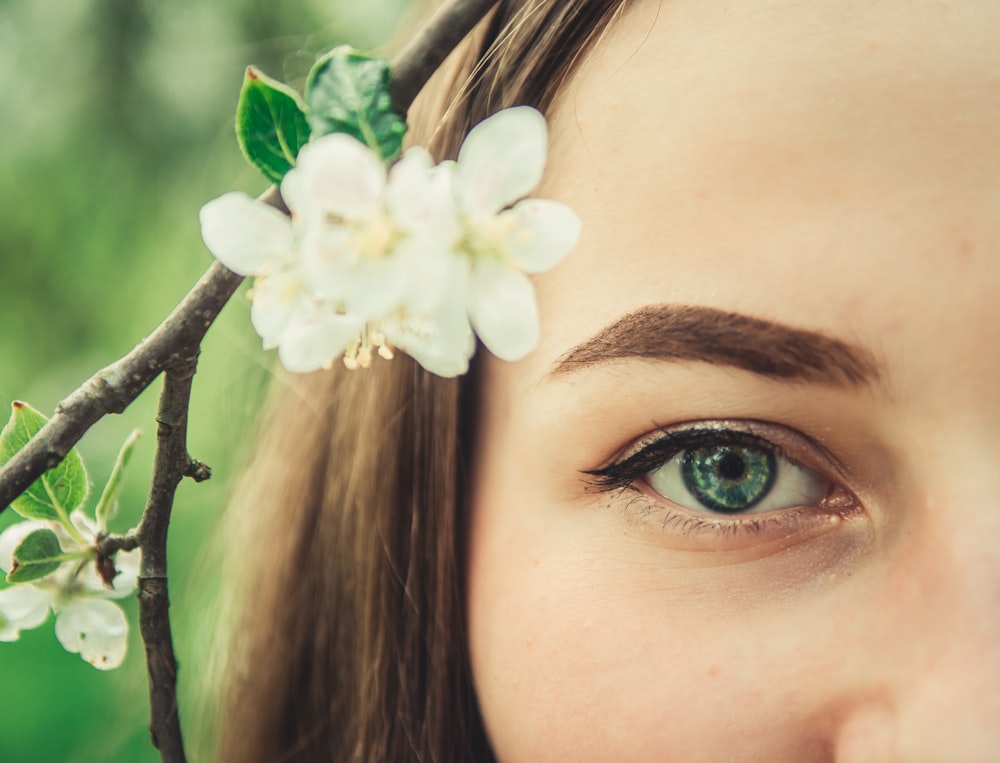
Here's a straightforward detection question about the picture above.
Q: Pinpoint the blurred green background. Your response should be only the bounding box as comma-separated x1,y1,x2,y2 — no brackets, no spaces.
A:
0,0,413,759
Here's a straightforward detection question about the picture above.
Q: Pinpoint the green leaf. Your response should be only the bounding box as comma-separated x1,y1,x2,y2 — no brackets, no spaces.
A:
7,528,64,583
95,429,140,532
305,46,407,161
236,66,311,184
0,401,89,521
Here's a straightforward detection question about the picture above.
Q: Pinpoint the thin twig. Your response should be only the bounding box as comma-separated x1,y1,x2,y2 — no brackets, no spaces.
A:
132,354,201,763
389,0,497,116
95,532,140,557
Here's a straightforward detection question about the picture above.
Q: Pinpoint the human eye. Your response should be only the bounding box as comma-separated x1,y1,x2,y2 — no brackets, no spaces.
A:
583,421,859,544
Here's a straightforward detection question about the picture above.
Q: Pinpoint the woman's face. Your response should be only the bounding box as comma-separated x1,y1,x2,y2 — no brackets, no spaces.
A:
466,1,1000,760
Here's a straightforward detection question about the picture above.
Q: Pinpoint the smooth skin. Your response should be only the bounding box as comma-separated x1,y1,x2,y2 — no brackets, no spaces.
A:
467,1,1000,760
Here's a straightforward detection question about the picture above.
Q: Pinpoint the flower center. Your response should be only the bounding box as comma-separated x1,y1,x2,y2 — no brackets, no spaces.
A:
462,211,518,263
351,213,397,260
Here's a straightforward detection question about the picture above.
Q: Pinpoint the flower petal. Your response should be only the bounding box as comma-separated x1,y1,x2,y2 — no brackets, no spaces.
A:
386,148,461,242
400,332,473,378
455,106,548,217
298,224,358,299
337,257,410,319
277,308,365,373
393,236,465,316
503,199,582,273
250,271,310,350
298,223,409,318
199,192,293,275
70,509,98,540
294,133,386,220
467,260,540,361
384,146,433,232
384,288,475,378
278,163,305,217
54,598,128,670
109,549,140,597
0,584,52,640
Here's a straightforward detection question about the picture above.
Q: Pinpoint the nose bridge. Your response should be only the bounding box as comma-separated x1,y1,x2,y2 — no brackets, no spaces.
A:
855,444,1000,760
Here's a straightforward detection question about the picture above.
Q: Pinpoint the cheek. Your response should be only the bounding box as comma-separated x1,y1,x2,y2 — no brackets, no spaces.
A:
466,481,848,762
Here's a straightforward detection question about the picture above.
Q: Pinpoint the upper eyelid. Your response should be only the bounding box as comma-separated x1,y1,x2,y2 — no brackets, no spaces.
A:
587,425,779,479
617,421,773,464
586,419,855,486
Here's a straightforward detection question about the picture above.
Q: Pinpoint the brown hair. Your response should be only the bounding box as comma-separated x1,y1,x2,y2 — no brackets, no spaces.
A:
215,1,630,760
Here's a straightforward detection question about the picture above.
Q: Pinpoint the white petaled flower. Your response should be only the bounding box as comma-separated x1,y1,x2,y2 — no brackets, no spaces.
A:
0,512,139,670
285,138,460,318
447,106,581,361
199,105,580,377
379,278,476,378
201,137,464,373
198,191,346,373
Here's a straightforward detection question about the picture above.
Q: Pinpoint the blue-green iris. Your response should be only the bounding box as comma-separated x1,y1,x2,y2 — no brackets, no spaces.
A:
680,444,777,513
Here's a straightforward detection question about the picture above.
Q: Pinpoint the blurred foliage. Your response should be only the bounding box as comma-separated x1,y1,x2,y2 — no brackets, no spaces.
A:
0,0,414,759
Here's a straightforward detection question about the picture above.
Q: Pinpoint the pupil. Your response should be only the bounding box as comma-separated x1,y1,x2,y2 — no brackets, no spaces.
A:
717,452,746,481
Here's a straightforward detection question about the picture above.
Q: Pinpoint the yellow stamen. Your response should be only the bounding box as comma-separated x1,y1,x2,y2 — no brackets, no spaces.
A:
357,346,373,368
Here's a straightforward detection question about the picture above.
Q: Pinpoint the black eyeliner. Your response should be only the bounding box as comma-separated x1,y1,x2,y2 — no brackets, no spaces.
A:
582,427,782,492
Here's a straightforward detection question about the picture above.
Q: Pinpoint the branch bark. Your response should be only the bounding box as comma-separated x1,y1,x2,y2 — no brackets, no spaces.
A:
0,253,248,514
389,0,498,115
132,354,201,763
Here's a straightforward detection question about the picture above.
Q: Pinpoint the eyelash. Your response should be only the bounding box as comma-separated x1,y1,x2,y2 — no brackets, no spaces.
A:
582,422,858,538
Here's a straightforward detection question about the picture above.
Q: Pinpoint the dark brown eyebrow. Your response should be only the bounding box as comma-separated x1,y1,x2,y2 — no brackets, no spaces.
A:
549,305,882,388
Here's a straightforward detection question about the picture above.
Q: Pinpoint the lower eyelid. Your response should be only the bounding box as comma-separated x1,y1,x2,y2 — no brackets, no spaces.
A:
607,487,865,554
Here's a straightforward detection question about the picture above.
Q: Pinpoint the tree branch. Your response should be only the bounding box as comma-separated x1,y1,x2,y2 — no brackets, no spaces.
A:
0,251,248,514
132,354,200,763
389,0,498,115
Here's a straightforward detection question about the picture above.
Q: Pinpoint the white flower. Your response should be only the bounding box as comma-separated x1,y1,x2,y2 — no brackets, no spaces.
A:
379,276,476,378
200,137,464,373
199,105,580,376
198,190,294,278
0,512,138,670
0,584,50,641
199,192,335,372
286,138,460,317
449,106,582,361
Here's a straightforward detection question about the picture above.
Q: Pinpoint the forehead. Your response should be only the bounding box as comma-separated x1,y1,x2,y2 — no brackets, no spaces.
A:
514,0,1000,392
552,0,1000,167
